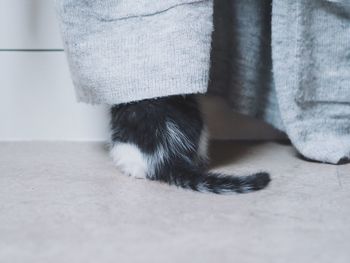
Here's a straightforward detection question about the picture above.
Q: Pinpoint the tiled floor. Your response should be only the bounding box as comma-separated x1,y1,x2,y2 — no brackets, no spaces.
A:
0,141,349,263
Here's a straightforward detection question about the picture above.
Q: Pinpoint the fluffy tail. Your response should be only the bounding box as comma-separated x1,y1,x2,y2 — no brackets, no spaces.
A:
156,168,271,194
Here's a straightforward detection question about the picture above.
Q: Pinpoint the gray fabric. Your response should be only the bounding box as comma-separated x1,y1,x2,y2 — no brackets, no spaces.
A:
271,0,350,164
55,0,213,104
56,0,350,164
208,0,284,130
209,0,350,164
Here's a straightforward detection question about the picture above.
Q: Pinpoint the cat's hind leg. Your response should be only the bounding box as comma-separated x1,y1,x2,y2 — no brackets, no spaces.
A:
110,142,149,179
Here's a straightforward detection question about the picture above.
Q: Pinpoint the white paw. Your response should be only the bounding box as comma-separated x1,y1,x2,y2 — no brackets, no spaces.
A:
110,143,148,179
117,163,147,179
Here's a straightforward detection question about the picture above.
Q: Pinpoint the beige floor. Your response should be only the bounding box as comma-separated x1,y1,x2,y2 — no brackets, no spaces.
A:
0,141,349,263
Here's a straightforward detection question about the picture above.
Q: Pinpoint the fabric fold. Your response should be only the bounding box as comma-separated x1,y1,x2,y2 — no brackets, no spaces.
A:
271,0,350,164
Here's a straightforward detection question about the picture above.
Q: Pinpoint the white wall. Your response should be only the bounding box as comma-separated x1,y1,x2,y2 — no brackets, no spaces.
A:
0,52,109,141
0,0,284,141
0,0,63,49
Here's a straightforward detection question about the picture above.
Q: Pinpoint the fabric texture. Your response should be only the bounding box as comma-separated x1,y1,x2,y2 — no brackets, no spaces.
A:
56,0,350,164
209,0,350,164
55,0,213,104
271,0,350,164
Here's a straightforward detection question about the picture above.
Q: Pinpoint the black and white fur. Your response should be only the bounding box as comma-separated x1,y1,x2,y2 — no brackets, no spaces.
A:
110,95,270,194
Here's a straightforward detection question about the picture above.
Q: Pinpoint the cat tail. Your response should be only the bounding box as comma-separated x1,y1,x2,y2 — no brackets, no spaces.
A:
157,167,271,194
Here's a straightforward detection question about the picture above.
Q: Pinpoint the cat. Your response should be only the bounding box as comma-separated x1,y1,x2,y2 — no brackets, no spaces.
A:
109,95,270,194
